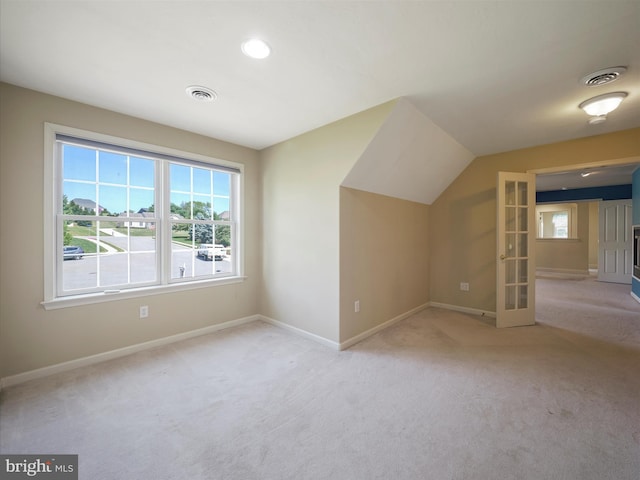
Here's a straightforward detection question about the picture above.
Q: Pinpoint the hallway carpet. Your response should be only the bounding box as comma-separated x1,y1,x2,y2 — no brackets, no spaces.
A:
1,276,639,479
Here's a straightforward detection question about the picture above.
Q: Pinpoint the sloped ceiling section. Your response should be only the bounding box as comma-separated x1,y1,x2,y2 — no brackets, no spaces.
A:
342,98,475,205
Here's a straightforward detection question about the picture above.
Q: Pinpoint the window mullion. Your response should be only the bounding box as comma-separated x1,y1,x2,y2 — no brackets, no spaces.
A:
159,160,169,285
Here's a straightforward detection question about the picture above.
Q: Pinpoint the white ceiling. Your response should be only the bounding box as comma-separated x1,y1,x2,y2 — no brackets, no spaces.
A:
1,1,639,156
536,163,640,192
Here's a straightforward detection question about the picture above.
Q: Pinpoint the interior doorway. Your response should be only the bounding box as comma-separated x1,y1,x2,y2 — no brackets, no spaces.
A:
530,159,639,322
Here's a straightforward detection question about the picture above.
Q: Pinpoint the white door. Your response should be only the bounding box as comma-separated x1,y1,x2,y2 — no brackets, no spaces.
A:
497,172,536,328
598,200,633,284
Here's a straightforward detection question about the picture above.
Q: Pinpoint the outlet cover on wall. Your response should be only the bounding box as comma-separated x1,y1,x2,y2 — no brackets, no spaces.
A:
460,282,470,291
354,300,360,313
139,305,149,318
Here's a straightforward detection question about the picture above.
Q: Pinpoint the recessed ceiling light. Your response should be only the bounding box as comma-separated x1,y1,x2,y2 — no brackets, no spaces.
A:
186,85,217,102
241,38,271,59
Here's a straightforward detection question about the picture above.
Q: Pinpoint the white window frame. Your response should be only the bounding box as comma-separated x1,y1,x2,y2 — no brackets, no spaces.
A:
43,123,245,310
536,203,578,239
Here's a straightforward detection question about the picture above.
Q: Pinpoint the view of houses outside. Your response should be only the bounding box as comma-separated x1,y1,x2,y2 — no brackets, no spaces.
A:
60,143,233,292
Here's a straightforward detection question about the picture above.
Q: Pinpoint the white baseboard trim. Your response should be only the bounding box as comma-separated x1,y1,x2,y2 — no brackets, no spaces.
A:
631,290,640,305
0,314,260,390
339,302,430,350
0,300,504,390
259,315,341,350
536,267,590,277
429,301,496,318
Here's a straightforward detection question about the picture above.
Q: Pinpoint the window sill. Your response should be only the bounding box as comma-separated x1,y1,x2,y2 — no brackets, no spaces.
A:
42,276,247,310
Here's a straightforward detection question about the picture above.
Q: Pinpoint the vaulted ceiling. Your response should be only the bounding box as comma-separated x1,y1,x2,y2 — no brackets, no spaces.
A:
1,1,639,159
343,98,475,205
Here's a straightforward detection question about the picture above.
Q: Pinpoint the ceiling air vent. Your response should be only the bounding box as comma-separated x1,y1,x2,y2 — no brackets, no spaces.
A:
186,85,217,102
581,66,627,87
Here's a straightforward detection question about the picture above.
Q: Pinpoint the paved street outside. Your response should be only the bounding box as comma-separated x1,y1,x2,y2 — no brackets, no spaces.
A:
63,235,232,291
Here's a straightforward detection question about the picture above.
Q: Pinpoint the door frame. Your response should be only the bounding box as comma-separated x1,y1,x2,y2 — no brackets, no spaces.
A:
529,157,640,178
524,156,640,319
529,156,640,269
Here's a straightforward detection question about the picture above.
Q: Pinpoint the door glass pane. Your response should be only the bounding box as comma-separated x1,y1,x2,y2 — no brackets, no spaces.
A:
505,207,516,231
505,181,515,205
518,285,528,309
517,233,528,257
518,181,528,206
518,207,528,232
505,286,516,310
505,260,516,284
518,259,528,283
505,233,516,258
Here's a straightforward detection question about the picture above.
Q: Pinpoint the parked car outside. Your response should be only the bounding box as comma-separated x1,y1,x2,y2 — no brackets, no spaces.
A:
63,245,84,260
196,243,225,261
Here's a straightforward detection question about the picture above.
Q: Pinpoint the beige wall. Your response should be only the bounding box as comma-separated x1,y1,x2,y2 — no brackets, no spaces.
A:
339,187,429,342
0,83,261,378
536,202,590,274
260,102,395,343
429,128,640,312
3,81,638,379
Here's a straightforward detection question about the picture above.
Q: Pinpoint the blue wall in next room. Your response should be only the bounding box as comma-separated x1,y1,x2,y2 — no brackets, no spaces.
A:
536,184,632,203
633,169,640,301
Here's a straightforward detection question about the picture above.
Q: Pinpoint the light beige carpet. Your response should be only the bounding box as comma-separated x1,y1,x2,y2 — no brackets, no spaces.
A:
1,276,639,479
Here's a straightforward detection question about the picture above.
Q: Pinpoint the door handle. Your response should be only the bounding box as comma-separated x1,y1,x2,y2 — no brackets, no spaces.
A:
499,254,506,260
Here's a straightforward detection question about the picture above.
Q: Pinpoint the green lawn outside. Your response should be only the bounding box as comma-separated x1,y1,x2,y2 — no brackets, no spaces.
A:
113,227,155,237
100,241,124,252
67,224,98,236
67,224,196,250
69,238,107,254
172,230,195,248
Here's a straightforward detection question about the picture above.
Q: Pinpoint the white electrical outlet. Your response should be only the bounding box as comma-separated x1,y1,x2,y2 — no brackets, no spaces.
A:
139,305,149,318
460,282,470,292
354,300,360,313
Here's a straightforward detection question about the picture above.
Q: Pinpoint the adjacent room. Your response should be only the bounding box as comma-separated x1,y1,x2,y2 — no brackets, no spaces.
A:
1,1,639,479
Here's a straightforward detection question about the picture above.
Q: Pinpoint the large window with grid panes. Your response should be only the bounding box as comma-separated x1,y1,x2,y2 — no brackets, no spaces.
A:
44,124,242,307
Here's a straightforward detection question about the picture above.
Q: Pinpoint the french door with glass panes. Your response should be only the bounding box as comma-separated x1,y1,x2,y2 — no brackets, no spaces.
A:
496,172,536,327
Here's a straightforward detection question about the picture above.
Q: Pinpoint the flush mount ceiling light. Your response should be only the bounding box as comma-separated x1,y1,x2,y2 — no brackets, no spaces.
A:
186,85,217,102
580,66,627,87
241,38,271,59
579,91,627,124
